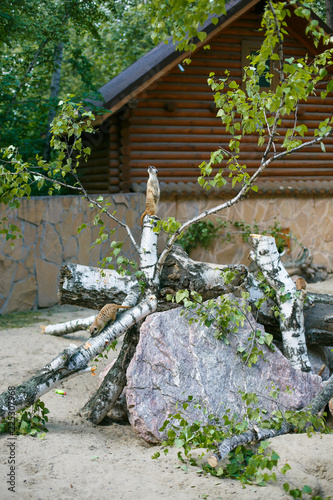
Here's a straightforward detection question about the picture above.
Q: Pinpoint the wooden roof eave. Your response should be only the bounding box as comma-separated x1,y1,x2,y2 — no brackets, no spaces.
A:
92,0,260,126
92,0,333,127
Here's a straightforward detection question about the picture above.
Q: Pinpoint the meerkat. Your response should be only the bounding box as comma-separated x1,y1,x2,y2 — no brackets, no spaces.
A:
141,165,160,226
291,275,307,290
89,303,131,337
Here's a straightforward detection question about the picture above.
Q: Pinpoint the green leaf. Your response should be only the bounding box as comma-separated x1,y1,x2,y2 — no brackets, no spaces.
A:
175,290,189,303
281,463,292,475
302,485,312,494
283,483,290,493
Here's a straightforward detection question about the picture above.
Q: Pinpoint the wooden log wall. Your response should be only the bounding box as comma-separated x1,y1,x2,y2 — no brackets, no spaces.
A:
79,115,120,193
125,8,333,187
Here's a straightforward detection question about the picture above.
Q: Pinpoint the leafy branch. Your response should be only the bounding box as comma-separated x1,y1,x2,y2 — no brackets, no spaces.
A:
1,96,140,255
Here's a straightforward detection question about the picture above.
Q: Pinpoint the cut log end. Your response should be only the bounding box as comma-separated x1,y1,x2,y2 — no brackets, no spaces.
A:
207,455,219,468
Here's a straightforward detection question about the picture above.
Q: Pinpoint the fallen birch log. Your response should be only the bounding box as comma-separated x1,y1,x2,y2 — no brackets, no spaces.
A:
58,245,248,311
42,315,96,336
0,296,157,419
80,324,140,424
208,374,333,467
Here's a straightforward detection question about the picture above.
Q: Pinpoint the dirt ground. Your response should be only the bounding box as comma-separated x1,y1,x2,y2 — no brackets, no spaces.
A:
0,277,333,500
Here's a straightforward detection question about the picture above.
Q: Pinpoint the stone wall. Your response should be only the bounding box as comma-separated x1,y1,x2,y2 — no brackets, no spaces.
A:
1,192,332,314
0,194,145,314
159,193,333,272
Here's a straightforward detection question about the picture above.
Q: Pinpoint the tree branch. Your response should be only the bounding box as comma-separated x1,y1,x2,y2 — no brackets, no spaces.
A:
81,324,140,424
208,374,333,466
0,296,157,419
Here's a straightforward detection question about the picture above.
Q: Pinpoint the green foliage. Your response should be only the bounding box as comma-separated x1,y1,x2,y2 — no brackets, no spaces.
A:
0,399,49,437
80,0,155,90
146,0,329,53
178,218,289,256
178,219,227,255
0,0,154,161
93,340,118,363
153,217,182,235
153,394,330,497
0,96,95,238
154,395,277,482
142,0,227,50
168,280,274,367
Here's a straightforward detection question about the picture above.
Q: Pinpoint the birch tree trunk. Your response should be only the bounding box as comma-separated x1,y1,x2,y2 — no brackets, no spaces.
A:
80,218,162,424
250,235,311,372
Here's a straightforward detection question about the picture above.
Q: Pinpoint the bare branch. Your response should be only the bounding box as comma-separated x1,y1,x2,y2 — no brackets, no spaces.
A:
68,162,141,255
155,125,333,281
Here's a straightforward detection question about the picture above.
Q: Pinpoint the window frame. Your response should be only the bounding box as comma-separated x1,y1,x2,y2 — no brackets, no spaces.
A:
241,39,279,91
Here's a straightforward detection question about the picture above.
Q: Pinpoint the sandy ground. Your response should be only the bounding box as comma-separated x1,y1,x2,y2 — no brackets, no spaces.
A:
0,278,333,500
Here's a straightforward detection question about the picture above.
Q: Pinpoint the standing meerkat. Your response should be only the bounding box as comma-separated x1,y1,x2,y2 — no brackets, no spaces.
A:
141,165,160,226
89,303,131,337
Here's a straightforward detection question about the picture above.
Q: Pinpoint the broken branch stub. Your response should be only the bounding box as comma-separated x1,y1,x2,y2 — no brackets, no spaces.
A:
250,234,311,372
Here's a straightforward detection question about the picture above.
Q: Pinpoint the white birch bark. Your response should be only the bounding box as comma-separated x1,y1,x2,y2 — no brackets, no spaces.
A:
42,316,96,336
59,262,140,308
79,216,160,423
0,296,157,419
250,234,311,372
140,216,159,283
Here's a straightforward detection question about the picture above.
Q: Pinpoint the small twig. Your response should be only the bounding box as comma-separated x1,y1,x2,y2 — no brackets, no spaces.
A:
70,165,141,255
290,100,300,141
263,109,276,153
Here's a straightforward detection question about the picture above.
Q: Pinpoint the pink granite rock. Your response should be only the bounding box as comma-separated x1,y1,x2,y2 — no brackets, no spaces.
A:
126,300,323,444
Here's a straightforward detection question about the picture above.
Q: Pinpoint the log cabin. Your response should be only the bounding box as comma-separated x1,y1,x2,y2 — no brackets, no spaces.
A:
79,0,333,272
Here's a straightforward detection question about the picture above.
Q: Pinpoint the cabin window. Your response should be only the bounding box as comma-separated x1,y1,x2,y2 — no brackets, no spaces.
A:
241,39,278,91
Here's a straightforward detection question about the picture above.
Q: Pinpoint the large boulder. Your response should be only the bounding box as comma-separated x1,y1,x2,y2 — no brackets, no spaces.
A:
126,299,323,443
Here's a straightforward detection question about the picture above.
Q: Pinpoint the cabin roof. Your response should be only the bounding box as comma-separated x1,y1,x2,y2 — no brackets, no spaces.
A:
96,0,331,116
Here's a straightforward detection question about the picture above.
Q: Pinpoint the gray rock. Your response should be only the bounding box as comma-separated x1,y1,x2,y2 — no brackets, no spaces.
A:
126,299,323,443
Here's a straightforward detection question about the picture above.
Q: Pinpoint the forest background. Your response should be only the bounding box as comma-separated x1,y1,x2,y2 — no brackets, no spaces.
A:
0,0,331,178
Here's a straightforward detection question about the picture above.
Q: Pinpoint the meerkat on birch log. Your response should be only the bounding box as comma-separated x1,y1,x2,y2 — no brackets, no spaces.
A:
141,165,160,226
89,304,131,337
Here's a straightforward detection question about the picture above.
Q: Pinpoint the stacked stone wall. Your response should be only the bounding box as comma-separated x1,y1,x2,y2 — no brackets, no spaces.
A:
159,194,333,272
0,194,145,314
1,193,331,314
